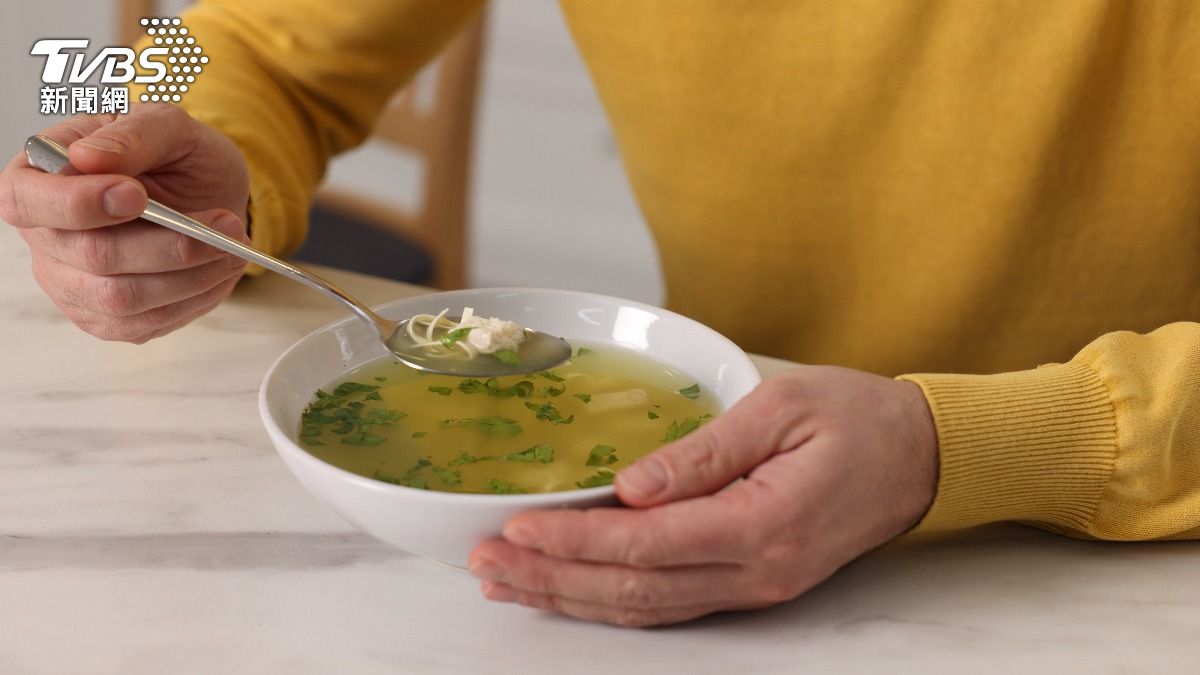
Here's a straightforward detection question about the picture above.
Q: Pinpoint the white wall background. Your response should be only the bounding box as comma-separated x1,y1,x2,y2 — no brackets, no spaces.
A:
0,0,663,304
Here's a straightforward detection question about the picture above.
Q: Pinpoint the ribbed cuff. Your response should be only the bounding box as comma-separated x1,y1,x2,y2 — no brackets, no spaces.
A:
899,361,1118,533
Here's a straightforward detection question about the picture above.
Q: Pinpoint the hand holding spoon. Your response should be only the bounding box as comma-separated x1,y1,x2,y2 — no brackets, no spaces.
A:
24,134,571,377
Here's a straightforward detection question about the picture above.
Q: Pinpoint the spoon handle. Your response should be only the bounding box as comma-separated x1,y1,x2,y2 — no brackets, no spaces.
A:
23,135,392,335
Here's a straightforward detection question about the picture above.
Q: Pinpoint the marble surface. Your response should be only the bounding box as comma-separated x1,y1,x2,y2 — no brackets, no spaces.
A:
1,224,1198,675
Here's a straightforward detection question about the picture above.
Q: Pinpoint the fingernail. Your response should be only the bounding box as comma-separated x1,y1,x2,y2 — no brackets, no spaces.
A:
468,556,502,581
619,459,668,499
102,182,144,219
482,580,518,603
76,137,125,154
502,523,540,549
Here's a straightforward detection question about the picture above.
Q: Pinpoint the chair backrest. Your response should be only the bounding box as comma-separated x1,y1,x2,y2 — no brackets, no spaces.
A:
119,1,486,290
315,15,485,289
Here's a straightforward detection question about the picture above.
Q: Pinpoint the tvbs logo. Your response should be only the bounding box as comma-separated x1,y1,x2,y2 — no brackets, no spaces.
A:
32,17,206,115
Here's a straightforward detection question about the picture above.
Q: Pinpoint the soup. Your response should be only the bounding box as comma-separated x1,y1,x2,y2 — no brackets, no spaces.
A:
297,344,719,494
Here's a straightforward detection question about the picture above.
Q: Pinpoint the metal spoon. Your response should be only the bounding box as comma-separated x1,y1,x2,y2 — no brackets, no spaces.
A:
24,134,571,377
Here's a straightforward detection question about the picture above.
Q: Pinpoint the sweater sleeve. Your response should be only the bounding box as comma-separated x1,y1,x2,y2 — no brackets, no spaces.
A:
161,0,484,258
900,321,1200,541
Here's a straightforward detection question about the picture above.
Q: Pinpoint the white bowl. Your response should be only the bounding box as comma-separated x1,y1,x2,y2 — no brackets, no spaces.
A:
259,288,761,566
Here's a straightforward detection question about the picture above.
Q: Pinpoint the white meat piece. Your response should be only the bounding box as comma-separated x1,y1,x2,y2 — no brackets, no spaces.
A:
460,314,526,354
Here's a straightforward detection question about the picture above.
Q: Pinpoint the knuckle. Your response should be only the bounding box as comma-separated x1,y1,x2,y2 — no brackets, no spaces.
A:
84,319,127,342
681,434,723,477
516,590,554,612
93,275,138,316
17,226,39,246
624,528,667,568
29,255,54,293
750,578,802,606
76,230,114,273
88,315,152,344
757,536,806,565
612,574,656,608
0,175,16,223
174,233,209,267
63,185,98,229
758,376,804,408
0,176,38,228
147,102,195,139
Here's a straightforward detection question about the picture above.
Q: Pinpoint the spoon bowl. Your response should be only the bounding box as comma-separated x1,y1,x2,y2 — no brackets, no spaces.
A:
23,135,571,376
386,316,571,377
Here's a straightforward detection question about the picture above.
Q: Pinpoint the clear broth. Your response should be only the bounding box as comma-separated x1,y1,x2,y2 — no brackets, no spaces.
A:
297,344,718,494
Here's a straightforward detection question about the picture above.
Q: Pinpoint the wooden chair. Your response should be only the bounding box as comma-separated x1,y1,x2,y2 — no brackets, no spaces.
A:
119,1,486,290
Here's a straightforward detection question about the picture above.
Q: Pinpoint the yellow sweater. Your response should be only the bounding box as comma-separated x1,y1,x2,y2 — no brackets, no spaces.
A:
169,1,1200,539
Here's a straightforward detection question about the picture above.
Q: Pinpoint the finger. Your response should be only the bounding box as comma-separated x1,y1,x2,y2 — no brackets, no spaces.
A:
45,251,242,318
481,581,725,627
71,273,241,344
502,485,774,567
470,538,745,609
0,114,150,230
0,167,146,230
127,274,241,343
3,114,115,175
32,209,246,275
66,104,197,178
616,380,809,507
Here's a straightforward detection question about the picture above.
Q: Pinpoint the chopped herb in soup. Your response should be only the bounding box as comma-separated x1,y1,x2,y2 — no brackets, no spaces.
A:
297,344,718,494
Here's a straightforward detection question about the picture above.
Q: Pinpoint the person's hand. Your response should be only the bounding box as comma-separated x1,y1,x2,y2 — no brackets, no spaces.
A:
468,365,939,626
0,105,251,343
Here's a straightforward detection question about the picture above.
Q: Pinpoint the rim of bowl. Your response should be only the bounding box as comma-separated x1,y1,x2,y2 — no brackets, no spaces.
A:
259,286,761,506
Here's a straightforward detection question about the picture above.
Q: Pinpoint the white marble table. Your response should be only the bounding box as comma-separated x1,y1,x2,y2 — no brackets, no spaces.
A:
1,223,1197,674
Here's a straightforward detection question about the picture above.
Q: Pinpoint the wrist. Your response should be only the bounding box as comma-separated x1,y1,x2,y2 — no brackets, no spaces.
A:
895,380,939,531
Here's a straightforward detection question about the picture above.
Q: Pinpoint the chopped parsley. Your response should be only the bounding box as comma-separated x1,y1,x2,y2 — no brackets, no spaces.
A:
340,431,386,446
523,401,574,425
663,417,701,442
486,479,528,495
575,347,592,357
647,410,660,420
586,444,619,466
437,416,523,437
440,327,473,350
333,381,379,396
448,451,494,466
457,378,487,394
411,431,427,439
504,444,554,464
432,466,462,486
458,378,533,399
537,385,565,398
374,458,432,489
494,349,521,365
300,383,405,448
427,386,453,396
576,470,615,489
487,378,534,399
538,370,565,382
678,383,701,399
573,392,592,404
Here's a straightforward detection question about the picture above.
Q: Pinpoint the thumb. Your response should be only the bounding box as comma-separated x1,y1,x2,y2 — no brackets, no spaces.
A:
66,104,195,177
615,388,789,508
